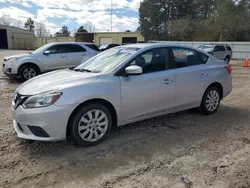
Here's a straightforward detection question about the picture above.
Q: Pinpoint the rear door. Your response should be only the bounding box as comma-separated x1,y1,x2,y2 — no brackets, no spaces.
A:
42,44,68,71
170,47,209,109
66,44,87,68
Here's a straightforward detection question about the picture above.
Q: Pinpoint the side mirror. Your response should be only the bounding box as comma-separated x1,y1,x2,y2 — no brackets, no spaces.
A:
213,48,219,52
44,50,51,55
125,65,142,75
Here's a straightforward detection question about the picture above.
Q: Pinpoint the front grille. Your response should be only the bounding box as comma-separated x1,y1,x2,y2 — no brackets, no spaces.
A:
13,93,27,109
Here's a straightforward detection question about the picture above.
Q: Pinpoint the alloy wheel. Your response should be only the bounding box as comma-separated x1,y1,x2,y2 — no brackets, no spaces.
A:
23,68,37,80
78,109,108,142
205,90,220,112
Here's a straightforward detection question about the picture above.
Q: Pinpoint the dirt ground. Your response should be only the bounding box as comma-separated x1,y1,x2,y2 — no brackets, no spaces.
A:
0,50,250,188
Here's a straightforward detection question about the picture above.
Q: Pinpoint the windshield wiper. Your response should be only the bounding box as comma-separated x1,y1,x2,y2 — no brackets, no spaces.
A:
74,68,92,72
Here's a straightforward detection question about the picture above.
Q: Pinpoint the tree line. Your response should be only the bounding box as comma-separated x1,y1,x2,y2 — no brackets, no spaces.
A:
139,0,250,41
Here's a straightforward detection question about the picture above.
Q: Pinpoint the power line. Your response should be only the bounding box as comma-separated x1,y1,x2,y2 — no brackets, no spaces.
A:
111,0,113,32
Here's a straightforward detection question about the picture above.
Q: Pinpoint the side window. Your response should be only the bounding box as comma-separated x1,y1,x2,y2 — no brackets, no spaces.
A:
68,44,86,53
199,52,209,64
47,45,68,54
172,48,205,68
214,45,225,51
226,45,232,51
129,48,168,74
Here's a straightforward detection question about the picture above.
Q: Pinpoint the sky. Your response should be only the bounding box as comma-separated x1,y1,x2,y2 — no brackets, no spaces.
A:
0,0,143,34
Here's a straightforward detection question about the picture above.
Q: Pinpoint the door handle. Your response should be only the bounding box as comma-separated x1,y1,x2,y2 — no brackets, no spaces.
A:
61,55,66,58
82,54,86,56
162,79,173,85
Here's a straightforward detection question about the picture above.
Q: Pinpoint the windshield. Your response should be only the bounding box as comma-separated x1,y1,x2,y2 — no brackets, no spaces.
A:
75,47,140,73
198,45,215,49
32,43,53,54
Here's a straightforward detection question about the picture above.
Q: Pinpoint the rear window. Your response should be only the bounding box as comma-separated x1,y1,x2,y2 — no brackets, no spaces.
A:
86,44,100,51
226,45,232,51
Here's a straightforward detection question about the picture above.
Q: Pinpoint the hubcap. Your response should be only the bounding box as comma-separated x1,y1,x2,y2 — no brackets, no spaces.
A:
23,68,36,80
78,109,108,142
206,90,220,112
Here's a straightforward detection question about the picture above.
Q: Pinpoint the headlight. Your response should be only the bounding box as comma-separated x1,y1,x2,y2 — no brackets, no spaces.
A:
22,92,62,109
7,58,18,63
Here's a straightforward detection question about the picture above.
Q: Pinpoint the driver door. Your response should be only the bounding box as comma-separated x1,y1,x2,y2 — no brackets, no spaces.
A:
42,44,68,71
119,48,176,124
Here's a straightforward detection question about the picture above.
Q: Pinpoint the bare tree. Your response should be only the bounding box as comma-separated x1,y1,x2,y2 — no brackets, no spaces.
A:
35,22,50,37
86,22,96,32
0,14,23,28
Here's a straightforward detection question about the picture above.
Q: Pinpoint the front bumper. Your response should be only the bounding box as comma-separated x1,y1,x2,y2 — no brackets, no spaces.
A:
12,103,78,141
2,63,17,78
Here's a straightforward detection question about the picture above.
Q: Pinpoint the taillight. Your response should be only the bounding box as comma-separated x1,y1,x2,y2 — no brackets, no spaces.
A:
225,65,232,74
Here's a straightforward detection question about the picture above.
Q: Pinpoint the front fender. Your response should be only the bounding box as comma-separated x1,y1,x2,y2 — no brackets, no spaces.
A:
14,57,42,74
56,75,122,125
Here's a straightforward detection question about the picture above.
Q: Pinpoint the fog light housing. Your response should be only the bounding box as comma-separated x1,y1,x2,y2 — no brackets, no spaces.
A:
6,68,12,73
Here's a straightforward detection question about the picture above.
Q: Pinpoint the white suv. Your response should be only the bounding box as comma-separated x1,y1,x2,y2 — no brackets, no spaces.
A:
198,44,232,64
3,42,100,80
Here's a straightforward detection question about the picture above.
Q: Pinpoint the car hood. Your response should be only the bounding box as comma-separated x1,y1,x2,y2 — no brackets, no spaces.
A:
17,69,98,95
201,48,213,53
4,53,33,61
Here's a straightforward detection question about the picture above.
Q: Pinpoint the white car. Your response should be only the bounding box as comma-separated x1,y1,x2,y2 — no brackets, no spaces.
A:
3,42,100,80
12,43,232,146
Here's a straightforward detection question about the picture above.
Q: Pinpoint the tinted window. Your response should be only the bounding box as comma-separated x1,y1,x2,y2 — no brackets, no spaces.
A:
200,53,209,63
47,45,68,53
214,45,225,51
85,44,100,51
226,45,232,51
129,48,168,74
172,48,206,68
68,44,86,53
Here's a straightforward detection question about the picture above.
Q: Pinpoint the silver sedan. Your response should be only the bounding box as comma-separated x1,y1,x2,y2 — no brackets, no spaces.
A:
11,43,232,146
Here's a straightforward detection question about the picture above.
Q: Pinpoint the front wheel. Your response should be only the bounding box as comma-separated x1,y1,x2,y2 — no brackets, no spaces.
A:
68,104,112,146
19,65,39,81
199,87,221,115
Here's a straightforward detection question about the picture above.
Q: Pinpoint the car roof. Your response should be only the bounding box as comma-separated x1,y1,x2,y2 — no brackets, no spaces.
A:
121,43,199,50
48,42,95,45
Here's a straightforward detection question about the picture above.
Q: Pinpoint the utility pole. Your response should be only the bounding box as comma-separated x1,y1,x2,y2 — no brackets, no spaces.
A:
110,0,113,32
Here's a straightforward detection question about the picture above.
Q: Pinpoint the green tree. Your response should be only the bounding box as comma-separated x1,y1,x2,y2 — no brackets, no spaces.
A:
24,18,35,31
61,26,70,36
77,26,88,33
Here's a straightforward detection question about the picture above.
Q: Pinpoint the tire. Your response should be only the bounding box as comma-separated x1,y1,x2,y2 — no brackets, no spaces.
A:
68,103,112,146
19,64,39,81
199,87,221,115
225,56,230,64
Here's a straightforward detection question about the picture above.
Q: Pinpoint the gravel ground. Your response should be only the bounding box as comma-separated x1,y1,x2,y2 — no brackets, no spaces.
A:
0,50,250,188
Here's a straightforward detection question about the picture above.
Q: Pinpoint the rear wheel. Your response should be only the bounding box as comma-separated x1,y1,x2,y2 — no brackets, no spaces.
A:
225,56,230,64
69,103,112,146
199,87,221,115
19,64,39,81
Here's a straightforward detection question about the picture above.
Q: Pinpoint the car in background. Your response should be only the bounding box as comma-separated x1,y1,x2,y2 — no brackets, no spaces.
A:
2,42,100,80
99,44,120,51
12,43,232,146
198,44,232,64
